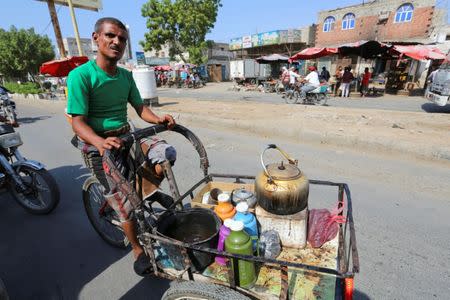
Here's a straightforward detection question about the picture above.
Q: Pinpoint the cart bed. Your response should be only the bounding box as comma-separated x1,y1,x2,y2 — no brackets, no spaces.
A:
202,235,339,299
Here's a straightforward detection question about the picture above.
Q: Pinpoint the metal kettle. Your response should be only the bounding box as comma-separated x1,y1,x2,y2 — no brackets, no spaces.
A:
255,144,309,215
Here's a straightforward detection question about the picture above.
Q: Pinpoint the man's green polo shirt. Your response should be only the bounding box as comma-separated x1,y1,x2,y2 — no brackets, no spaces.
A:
67,60,143,132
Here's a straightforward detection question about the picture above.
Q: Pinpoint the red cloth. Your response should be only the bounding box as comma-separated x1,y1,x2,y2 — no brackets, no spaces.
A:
392,45,446,61
289,47,338,61
362,72,371,86
39,56,89,77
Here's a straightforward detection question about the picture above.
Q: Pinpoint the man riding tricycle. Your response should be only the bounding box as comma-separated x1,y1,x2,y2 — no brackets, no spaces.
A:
81,123,359,300
66,17,358,299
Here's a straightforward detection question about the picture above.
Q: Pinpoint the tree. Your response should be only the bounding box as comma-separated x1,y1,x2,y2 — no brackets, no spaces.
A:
0,26,55,80
140,0,221,66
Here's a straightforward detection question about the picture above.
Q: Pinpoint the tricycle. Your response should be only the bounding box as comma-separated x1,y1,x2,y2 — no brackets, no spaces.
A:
83,124,359,300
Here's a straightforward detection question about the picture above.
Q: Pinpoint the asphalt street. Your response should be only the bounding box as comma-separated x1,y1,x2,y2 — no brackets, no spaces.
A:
157,82,450,114
0,100,449,299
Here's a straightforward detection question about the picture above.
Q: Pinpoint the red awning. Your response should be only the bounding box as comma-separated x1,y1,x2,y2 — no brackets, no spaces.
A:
289,47,338,61
392,45,446,60
154,65,172,71
39,56,89,77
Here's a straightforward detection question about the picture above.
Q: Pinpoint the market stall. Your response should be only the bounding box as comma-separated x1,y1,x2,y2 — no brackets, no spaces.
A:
255,54,289,92
289,41,447,96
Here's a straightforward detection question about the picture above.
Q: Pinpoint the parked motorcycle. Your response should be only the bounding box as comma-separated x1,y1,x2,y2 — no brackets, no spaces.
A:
285,83,329,106
0,123,59,214
0,277,8,300
0,86,18,127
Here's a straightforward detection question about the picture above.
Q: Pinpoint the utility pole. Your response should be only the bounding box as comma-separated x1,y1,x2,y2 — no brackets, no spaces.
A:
125,24,133,60
46,0,66,58
67,0,83,56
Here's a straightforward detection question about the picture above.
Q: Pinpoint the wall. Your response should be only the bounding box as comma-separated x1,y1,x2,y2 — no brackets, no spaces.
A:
315,0,441,46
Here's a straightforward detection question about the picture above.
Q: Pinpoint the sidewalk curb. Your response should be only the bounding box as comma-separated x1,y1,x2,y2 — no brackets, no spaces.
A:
158,110,450,162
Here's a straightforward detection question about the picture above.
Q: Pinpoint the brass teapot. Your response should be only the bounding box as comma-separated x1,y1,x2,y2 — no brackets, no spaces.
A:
255,144,309,215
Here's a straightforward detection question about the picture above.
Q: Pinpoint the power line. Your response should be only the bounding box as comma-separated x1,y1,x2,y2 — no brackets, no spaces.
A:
39,5,62,36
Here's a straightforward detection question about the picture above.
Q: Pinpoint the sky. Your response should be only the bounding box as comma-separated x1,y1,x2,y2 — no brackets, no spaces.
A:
0,0,449,59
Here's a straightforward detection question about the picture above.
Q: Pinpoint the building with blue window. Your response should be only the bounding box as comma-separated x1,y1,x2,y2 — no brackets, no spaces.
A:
313,0,448,94
316,0,446,48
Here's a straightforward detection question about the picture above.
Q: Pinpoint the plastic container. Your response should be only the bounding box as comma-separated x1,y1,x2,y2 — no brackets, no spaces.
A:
156,208,221,271
233,202,258,251
215,218,233,265
214,193,236,221
258,230,281,259
225,220,256,289
132,66,159,106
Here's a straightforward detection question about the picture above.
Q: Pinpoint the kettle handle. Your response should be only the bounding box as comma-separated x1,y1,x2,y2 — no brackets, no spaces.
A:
260,144,298,183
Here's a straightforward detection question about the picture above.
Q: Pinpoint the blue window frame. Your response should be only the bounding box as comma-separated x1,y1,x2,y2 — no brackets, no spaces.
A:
342,13,356,30
323,16,335,32
395,4,414,23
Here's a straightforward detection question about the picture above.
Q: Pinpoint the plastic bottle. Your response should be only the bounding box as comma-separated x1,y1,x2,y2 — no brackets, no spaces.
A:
233,202,258,251
225,220,256,289
215,218,233,265
214,193,236,221
258,230,282,259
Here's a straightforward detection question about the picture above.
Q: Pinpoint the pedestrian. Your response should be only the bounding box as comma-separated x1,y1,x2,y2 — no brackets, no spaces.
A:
360,67,372,97
341,67,354,98
280,66,290,91
66,17,177,276
334,66,343,96
320,66,331,82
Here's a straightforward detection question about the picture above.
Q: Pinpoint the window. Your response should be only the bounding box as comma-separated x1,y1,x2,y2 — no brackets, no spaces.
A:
395,4,414,23
323,16,335,32
342,13,355,30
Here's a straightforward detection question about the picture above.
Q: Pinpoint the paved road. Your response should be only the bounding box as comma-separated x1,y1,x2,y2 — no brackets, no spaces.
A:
157,83,450,114
1,100,449,299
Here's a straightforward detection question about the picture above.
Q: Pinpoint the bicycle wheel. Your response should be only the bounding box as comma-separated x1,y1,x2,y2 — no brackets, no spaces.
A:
83,176,129,248
285,90,297,104
9,166,60,215
162,281,250,300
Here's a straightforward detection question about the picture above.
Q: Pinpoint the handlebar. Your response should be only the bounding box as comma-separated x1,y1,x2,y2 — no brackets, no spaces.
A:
103,124,210,176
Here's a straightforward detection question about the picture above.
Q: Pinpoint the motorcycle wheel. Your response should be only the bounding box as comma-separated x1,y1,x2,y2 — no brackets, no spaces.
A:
83,176,129,248
285,90,298,104
316,93,328,106
9,166,60,214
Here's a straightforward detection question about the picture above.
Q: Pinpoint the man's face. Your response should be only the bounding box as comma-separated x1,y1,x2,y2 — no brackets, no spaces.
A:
93,22,128,61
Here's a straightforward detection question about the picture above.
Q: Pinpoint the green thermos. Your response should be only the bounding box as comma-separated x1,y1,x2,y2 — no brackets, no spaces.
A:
224,220,256,288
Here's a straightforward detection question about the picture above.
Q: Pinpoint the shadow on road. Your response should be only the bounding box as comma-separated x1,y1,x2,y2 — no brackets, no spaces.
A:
0,164,129,299
354,289,372,299
120,277,170,299
17,115,51,124
421,103,450,113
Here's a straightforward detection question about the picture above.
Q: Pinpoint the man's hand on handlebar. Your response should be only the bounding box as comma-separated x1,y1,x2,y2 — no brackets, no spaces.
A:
157,114,176,130
99,136,123,156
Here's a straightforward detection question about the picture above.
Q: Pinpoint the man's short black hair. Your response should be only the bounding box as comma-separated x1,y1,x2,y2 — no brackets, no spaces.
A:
94,17,127,33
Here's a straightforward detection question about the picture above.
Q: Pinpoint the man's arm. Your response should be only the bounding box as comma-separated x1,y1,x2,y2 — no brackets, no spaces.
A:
72,115,122,156
134,104,175,129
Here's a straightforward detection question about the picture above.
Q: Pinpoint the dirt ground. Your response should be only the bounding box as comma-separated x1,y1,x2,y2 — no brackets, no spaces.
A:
153,97,450,162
